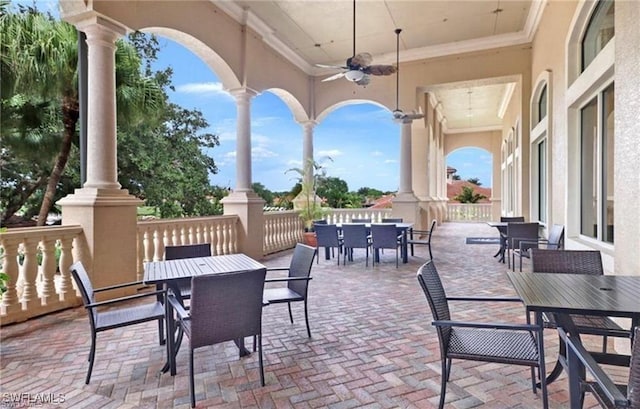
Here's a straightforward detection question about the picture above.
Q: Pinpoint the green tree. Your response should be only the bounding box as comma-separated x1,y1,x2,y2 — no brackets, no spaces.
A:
467,177,481,186
252,182,274,206
454,185,487,203
1,6,164,224
452,174,461,181
316,176,349,208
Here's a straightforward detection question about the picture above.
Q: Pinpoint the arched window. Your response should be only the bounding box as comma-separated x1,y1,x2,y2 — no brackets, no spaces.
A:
567,0,615,245
581,0,614,72
530,71,552,225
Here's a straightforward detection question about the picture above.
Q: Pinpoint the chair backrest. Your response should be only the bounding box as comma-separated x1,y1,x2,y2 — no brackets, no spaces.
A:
287,243,316,296
531,249,603,275
427,219,437,239
370,224,399,249
382,218,403,223
314,224,340,247
188,268,266,349
546,224,565,249
501,216,525,223
351,218,372,223
628,327,640,406
313,219,327,225
507,222,539,250
70,261,98,328
416,261,452,357
342,223,369,248
165,243,211,260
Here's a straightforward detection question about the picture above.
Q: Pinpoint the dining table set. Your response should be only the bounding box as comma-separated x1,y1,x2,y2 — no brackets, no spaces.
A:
506,270,640,408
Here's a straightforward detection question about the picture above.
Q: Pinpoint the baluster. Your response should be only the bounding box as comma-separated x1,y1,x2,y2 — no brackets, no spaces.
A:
57,235,74,301
19,238,39,309
136,228,145,281
40,237,57,304
1,240,21,314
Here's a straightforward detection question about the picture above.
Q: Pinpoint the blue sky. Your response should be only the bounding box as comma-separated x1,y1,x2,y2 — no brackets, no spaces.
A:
16,0,492,192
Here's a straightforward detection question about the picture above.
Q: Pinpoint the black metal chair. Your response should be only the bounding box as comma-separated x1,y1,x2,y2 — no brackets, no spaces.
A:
530,249,630,385
417,260,548,409
513,224,564,271
370,223,402,267
407,219,436,260
263,243,316,338
313,223,342,264
70,261,165,384
559,318,639,409
351,218,372,223
168,268,267,408
164,243,212,299
341,223,371,266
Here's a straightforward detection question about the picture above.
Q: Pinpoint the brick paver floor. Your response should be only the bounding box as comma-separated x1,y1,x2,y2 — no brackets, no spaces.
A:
1,222,616,408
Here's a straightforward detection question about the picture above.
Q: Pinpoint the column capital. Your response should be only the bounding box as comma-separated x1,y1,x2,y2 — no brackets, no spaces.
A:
297,119,318,129
74,15,127,40
227,87,259,100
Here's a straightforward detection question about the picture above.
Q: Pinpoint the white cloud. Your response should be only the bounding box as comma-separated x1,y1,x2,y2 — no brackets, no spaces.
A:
252,146,278,160
371,151,384,157
384,159,397,164
175,82,232,99
317,149,344,158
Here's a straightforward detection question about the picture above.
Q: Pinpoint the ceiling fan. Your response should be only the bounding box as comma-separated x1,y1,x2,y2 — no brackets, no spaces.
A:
392,28,424,121
317,0,397,86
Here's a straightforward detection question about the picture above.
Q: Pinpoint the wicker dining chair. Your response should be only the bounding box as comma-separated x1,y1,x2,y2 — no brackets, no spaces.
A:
314,223,342,264
513,224,564,272
560,321,640,409
506,222,539,270
164,243,212,300
341,223,371,266
531,249,630,385
263,243,316,338
168,268,267,408
370,223,402,267
70,261,165,384
417,260,548,409
407,219,436,260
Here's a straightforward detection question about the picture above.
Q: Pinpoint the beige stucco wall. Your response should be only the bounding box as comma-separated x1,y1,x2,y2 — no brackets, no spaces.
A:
614,0,640,278
530,0,578,228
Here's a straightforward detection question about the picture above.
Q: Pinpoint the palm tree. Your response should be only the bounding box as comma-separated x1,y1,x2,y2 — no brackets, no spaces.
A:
1,5,164,225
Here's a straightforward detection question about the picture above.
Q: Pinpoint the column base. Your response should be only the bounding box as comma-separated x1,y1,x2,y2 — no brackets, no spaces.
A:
221,191,266,259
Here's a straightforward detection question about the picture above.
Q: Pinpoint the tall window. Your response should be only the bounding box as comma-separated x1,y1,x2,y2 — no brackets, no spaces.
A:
582,0,614,71
531,73,550,225
580,83,614,242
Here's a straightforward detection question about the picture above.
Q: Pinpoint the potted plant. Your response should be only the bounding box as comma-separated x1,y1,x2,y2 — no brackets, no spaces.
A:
286,157,331,246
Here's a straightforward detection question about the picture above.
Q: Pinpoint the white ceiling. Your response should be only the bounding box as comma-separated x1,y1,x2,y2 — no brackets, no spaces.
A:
217,0,541,132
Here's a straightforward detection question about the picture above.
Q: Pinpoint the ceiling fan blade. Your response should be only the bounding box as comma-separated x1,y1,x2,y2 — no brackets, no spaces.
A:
355,74,371,86
315,63,349,70
350,52,372,67
321,72,347,82
366,64,397,76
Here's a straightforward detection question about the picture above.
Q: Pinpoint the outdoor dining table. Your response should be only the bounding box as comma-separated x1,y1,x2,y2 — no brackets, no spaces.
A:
486,221,508,262
144,253,266,375
507,271,640,408
335,222,414,264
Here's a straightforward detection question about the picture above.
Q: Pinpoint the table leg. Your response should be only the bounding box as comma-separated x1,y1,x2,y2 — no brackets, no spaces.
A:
324,247,330,260
401,231,408,263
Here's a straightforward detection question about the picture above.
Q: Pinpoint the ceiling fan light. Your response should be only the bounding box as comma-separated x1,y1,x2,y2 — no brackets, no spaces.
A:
345,70,365,82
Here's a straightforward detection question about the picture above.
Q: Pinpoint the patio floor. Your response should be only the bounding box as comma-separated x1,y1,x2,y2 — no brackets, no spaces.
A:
0,222,617,408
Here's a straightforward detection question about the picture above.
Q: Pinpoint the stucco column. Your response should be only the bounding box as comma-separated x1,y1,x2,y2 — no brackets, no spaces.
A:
301,120,316,189
398,119,413,194
58,17,141,296
230,88,258,192
392,119,419,224
221,88,265,259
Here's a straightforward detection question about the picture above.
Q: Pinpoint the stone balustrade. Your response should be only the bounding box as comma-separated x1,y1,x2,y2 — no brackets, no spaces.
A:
263,211,304,255
324,208,392,223
446,203,492,222
0,225,84,325
136,215,240,281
